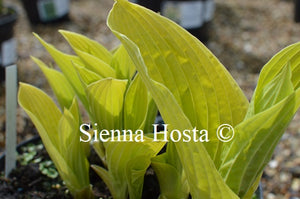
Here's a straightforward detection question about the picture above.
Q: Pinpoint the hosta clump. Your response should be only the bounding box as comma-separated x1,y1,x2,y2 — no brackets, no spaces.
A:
19,29,163,199
108,0,300,198
18,0,300,199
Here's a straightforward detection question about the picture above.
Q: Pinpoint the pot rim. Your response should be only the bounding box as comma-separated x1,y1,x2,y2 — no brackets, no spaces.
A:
0,135,41,172
0,6,18,27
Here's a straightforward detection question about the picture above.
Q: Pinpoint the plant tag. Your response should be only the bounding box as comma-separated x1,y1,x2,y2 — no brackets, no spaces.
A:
37,0,69,22
162,1,204,29
203,0,215,22
53,0,70,18
5,64,17,177
0,39,17,67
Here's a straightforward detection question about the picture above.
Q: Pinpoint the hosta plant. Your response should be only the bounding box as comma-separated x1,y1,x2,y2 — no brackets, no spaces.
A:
107,0,300,198
17,0,300,198
19,29,163,199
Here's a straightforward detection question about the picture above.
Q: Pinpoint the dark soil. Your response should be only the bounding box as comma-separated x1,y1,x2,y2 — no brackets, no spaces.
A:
0,139,110,199
0,164,72,199
0,138,162,199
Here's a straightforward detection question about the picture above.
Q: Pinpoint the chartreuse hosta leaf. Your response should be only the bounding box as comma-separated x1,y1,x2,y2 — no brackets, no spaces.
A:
33,33,90,112
31,57,75,110
108,1,300,198
109,33,239,199
86,78,128,130
255,42,300,90
85,75,161,199
108,0,249,162
220,47,300,198
73,63,103,86
151,143,189,199
60,30,135,81
111,44,136,80
33,30,160,199
92,135,165,199
18,84,93,199
124,74,150,131
108,3,240,198
59,30,113,64
108,0,243,198
73,48,116,78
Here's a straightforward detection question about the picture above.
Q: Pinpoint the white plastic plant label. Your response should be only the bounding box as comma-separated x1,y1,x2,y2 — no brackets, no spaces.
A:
204,0,215,22
54,0,70,18
0,39,17,67
180,1,204,29
37,0,69,22
162,1,204,29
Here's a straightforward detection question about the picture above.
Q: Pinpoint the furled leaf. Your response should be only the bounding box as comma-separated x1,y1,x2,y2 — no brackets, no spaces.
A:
151,152,189,199
219,89,299,197
124,74,149,131
246,43,300,118
58,100,90,193
92,141,107,167
18,84,93,198
86,78,128,130
142,96,157,133
255,42,300,90
220,55,300,197
253,64,294,114
18,83,61,150
74,49,116,78
91,165,115,197
34,33,89,111
111,44,136,80
74,63,103,86
31,56,75,110
59,30,113,64
93,135,164,199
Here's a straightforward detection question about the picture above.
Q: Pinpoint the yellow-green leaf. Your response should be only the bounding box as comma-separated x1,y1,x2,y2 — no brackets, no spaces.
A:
18,84,88,197
124,74,149,131
101,135,165,199
86,78,128,130
219,89,299,197
34,33,89,110
18,83,61,148
75,49,116,78
74,64,103,86
107,22,238,198
107,0,249,163
59,30,113,64
151,153,189,199
31,56,75,110
111,44,136,80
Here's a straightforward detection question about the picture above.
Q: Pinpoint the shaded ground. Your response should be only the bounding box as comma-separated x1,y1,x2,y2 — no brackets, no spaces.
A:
0,0,299,198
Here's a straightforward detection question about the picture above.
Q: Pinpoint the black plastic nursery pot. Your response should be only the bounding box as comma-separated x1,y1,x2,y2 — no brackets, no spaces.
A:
0,6,17,82
0,135,41,171
20,0,70,24
136,0,162,12
160,0,215,43
295,0,300,22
